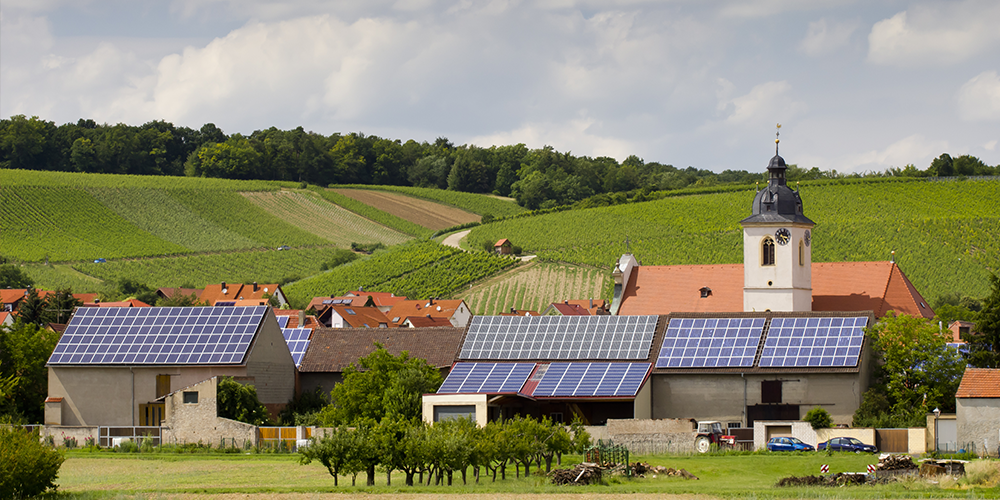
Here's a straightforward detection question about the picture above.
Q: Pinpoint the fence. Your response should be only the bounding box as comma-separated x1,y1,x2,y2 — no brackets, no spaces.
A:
98,426,161,447
258,426,311,451
586,440,630,476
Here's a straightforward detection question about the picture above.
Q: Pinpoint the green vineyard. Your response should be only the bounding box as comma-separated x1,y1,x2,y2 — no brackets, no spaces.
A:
332,184,527,217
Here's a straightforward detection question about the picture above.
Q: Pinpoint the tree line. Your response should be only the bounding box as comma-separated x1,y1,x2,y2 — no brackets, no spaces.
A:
3,115,995,210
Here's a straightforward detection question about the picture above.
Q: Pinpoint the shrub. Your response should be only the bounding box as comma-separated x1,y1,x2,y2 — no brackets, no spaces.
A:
0,425,65,498
804,407,832,429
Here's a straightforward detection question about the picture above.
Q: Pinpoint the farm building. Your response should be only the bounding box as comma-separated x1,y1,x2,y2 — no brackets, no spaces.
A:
45,306,296,427
955,368,1000,455
494,239,513,255
425,147,919,428
297,326,466,395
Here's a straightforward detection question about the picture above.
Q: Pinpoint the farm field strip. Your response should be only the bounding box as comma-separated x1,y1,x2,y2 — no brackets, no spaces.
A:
283,241,460,304
333,184,528,217
242,190,412,247
1,185,187,262
311,187,433,237
71,247,346,290
1,168,296,191
333,188,481,230
86,187,259,251
460,262,607,314
374,251,520,299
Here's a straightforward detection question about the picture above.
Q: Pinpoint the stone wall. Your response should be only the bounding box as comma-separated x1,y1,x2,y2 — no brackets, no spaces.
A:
589,418,699,454
160,377,257,448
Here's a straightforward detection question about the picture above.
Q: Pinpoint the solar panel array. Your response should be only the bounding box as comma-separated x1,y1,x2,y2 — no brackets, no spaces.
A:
459,315,658,360
656,318,766,368
276,316,290,328
48,306,266,365
533,362,650,397
758,317,867,367
437,362,536,394
281,328,311,367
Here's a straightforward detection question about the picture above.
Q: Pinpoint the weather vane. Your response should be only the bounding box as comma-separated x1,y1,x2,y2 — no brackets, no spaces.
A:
775,123,781,155
624,236,631,253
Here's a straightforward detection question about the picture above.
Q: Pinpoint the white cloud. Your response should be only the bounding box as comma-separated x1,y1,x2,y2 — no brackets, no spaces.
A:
985,140,997,151
719,0,856,19
798,18,857,56
956,71,1000,122
867,0,1000,67
721,81,806,125
840,134,948,172
469,118,638,161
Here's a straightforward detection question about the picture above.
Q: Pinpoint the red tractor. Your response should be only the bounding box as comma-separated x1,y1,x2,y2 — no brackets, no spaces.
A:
695,421,736,453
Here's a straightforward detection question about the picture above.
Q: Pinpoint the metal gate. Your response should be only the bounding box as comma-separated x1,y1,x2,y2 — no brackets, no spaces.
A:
258,426,310,451
875,429,908,453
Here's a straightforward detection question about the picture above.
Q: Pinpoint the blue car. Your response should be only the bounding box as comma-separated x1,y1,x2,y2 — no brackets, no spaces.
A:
817,437,877,453
767,436,815,452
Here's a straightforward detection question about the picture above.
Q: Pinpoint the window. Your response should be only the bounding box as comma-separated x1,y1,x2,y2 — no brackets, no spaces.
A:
798,240,804,266
183,391,198,404
434,405,476,422
761,380,782,404
762,237,775,266
550,412,564,423
699,287,712,298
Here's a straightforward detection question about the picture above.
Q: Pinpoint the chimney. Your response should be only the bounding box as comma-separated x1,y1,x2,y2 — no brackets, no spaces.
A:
429,298,434,305
253,282,258,292
510,307,516,313
589,298,594,309
298,310,306,327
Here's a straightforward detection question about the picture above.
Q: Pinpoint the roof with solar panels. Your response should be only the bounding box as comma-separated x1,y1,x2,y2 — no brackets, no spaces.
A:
434,310,873,400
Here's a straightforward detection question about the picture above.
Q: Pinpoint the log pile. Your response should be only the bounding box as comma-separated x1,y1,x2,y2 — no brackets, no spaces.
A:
778,473,868,487
632,463,699,479
878,454,918,471
550,463,603,485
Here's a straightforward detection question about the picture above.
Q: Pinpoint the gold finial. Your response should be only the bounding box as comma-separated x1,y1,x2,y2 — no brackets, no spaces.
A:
775,123,781,154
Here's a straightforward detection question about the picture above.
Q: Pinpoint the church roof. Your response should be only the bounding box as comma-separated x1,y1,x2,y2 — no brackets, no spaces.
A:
740,154,814,226
617,261,934,319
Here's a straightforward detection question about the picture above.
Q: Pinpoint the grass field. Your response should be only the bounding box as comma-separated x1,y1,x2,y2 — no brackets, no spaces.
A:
51,451,999,498
459,261,608,315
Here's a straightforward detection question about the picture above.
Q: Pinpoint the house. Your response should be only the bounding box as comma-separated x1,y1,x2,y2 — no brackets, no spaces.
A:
499,308,540,317
955,368,1000,455
385,299,473,328
326,305,391,328
273,309,321,330
494,239,513,255
0,311,13,327
401,316,454,328
297,326,466,395
81,299,151,308
543,301,592,316
308,292,407,325
200,282,287,307
45,306,296,426
948,320,975,343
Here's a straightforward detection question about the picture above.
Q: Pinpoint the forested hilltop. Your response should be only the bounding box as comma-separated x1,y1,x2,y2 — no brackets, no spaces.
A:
3,115,997,210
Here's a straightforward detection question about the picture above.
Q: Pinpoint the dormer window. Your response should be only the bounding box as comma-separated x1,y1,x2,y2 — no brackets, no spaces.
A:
762,237,775,266
699,287,712,298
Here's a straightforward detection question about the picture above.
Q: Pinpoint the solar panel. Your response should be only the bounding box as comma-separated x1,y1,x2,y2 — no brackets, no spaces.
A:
459,315,658,360
758,316,868,367
533,362,650,397
437,362,536,393
281,327,311,367
47,306,267,365
656,317,766,368
276,316,290,328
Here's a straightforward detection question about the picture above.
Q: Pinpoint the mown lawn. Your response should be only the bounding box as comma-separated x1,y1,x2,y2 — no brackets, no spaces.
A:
51,451,1000,499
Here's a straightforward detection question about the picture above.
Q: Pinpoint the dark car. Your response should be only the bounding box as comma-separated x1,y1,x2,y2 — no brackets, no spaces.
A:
276,245,291,251
817,437,877,453
766,436,815,452
93,258,106,263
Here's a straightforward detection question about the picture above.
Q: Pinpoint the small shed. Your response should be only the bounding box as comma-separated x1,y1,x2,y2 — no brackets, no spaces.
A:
494,239,513,255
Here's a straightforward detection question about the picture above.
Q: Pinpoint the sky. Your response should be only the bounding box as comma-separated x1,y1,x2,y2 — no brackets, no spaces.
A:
2,0,999,174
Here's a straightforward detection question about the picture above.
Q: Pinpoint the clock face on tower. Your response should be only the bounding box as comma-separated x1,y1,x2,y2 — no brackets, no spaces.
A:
804,229,811,247
775,228,791,245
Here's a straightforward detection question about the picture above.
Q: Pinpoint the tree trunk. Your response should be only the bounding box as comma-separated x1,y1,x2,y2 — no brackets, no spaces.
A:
405,471,414,486
447,470,453,486
545,453,553,472
366,465,375,486
386,470,391,486
557,452,562,466
524,460,531,477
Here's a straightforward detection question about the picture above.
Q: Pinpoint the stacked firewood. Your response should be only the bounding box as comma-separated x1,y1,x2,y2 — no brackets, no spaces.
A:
550,463,603,485
878,454,917,471
633,463,699,479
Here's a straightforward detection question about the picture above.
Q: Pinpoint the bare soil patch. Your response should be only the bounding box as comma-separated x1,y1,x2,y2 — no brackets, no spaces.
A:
334,189,480,230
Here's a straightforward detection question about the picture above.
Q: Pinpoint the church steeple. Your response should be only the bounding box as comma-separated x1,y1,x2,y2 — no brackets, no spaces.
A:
741,125,815,312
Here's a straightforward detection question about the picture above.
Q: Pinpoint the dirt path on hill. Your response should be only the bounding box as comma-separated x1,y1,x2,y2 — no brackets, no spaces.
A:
442,229,471,249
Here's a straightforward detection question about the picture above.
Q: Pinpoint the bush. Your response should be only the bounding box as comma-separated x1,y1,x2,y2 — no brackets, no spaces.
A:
0,425,65,498
351,242,386,254
804,407,832,429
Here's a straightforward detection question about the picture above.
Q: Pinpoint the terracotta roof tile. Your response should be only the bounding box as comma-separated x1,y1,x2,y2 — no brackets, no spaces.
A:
329,305,391,328
299,326,466,372
201,283,280,305
548,303,591,315
956,368,1000,398
403,316,454,327
346,291,408,307
272,309,320,329
385,299,466,327
618,261,933,318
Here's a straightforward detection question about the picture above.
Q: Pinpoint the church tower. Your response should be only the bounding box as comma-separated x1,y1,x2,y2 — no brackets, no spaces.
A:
741,127,814,312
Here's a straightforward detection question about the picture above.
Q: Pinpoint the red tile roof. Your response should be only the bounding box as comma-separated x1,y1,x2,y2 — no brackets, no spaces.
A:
298,327,466,372
272,309,321,329
329,305,391,328
956,368,1000,398
1,289,32,304
403,316,455,327
346,291,407,307
548,302,591,316
200,283,280,305
89,299,151,307
0,312,11,325
495,239,511,247
618,261,933,318
157,287,203,299
385,299,466,327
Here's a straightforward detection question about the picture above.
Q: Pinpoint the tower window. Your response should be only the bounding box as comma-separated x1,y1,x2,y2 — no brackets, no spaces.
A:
762,237,775,266
798,240,804,266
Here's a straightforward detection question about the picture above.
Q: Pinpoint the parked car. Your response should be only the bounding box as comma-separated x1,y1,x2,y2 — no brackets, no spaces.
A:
817,437,877,453
766,436,815,452
93,258,106,263
276,245,290,251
